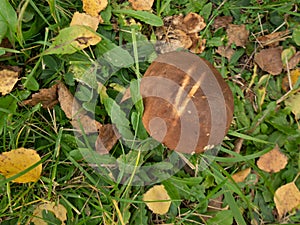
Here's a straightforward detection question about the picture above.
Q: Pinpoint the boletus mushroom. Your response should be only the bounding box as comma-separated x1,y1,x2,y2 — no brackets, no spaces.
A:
140,51,234,154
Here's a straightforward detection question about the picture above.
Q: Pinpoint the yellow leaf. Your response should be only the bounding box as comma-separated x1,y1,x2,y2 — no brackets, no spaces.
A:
0,69,19,95
70,12,101,31
0,148,42,183
285,92,300,120
232,168,251,183
129,0,154,11
257,145,288,173
31,202,67,225
282,68,300,92
82,0,107,17
143,184,171,215
274,182,300,219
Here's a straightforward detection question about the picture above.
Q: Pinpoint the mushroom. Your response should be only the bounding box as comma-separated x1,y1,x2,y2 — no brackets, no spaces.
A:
140,51,234,154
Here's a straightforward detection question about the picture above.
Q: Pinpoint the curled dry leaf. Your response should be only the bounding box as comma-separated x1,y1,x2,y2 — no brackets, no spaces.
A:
95,124,120,154
0,68,20,95
254,47,283,75
182,12,206,34
22,83,58,109
282,68,300,92
285,92,300,120
82,0,107,17
257,30,290,47
257,145,288,173
143,184,171,215
129,0,154,11
231,168,251,183
70,12,101,31
274,182,300,219
189,33,206,54
213,16,233,29
0,148,42,183
286,51,300,70
227,24,249,47
31,202,67,225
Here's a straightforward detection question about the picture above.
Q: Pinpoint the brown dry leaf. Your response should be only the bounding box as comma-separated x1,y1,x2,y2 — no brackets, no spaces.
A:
57,82,102,133
189,33,206,54
31,202,67,225
143,184,171,215
227,24,249,47
213,16,233,29
22,83,58,109
95,124,120,154
70,12,101,31
216,46,235,61
282,68,300,92
274,182,300,219
173,29,193,49
182,12,206,34
257,30,290,47
232,168,251,183
257,145,288,173
0,69,19,95
0,148,42,183
82,0,107,17
287,51,300,70
129,0,154,10
254,47,283,75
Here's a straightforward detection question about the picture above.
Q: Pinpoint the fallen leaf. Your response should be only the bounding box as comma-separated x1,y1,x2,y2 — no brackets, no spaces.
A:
281,68,300,92
31,202,67,225
227,24,249,47
57,82,102,133
281,46,296,67
257,145,288,173
95,124,120,154
254,47,283,75
285,92,300,120
45,25,101,55
70,12,101,31
182,12,206,34
232,168,251,183
0,148,42,183
129,0,154,11
213,16,233,29
257,30,290,47
216,46,235,61
143,184,171,215
22,83,58,109
287,51,300,70
82,0,107,17
274,182,300,219
0,69,19,95
189,33,206,54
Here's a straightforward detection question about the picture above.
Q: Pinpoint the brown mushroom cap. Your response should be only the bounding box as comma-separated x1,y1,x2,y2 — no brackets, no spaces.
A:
141,51,234,154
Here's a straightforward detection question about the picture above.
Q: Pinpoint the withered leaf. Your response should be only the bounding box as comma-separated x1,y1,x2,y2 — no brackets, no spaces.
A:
274,182,300,219
82,0,107,17
31,202,67,225
0,69,20,95
286,51,300,70
0,148,42,183
143,185,171,215
57,82,102,134
22,83,58,109
257,30,290,47
257,145,288,173
285,92,300,120
129,0,154,11
213,16,233,29
70,12,101,31
182,13,206,34
282,68,300,92
216,46,235,61
95,124,120,154
232,168,251,183
254,47,283,75
189,33,206,54
227,24,249,47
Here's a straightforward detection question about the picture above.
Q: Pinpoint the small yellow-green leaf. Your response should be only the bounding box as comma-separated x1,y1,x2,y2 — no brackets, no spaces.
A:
31,202,67,225
285,92,300,120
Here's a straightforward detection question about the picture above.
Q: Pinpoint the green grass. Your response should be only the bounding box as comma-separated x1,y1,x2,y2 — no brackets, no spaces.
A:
0,0,300,224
